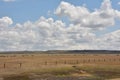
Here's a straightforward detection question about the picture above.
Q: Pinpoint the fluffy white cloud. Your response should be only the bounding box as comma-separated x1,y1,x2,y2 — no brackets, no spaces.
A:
2,0,15,2
0,17,67,51
0,0,120,51
96,30,120,50
0,17,13,28
118,2,120,5
55,0,120,29
0,16,96,51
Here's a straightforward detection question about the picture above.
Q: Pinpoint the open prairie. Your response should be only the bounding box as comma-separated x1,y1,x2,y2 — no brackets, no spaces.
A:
0,51,120,80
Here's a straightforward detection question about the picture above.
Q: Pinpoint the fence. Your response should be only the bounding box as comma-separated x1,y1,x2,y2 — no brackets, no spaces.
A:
0,58,120,69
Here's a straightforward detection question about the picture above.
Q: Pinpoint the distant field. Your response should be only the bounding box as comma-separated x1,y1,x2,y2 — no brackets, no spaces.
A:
0,52,120,80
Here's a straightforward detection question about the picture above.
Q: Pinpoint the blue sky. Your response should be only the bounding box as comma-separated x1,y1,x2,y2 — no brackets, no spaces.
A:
0,0,120,33
0,0,120,51
0,0,61,23
0,0,119,23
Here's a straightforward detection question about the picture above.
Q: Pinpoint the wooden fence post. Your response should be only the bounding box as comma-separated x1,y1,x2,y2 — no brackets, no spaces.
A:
93,59,95,62
88,59,90,62
83,60,86,63
4,63,6,69
114,59,116,61
76,60,79,64
104,59,105,62
109,59,111,62
64,61,66,64
19,63,22,68
45,61,47,65
55,61,57,65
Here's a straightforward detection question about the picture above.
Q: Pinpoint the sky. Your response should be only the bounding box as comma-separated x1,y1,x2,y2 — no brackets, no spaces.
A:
0,0,120,51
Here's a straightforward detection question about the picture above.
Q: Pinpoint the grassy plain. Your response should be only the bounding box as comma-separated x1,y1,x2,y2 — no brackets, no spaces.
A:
0,52,119,80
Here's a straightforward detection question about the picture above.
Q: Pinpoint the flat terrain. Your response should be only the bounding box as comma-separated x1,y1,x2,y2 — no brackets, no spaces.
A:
0,52,120,80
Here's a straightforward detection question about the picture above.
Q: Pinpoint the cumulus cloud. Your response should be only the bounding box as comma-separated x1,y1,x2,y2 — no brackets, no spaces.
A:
118,2,120,5
2,0,15,2
0,17,13,28
0,16,96,51
55,0,120,29
0,17,67,51
96,30,120,50
0,0,120,51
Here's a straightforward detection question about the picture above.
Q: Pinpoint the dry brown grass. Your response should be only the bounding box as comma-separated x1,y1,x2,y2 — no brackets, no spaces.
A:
0,53,119,76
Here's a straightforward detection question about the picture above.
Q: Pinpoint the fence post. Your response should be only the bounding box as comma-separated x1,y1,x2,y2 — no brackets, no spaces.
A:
93,59,95,62
64,61,66,64
114,59,116,61
98,59,100,62
55,61,57,65
109,59,111,62
19,63,22,68
76,60,79,64
83,60,86,63
4,63,6,69
88,59,90,62
103,59,105,62
45,61,47,65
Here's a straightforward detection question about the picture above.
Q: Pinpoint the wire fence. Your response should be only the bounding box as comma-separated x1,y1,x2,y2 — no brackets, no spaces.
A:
0,58,120,69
